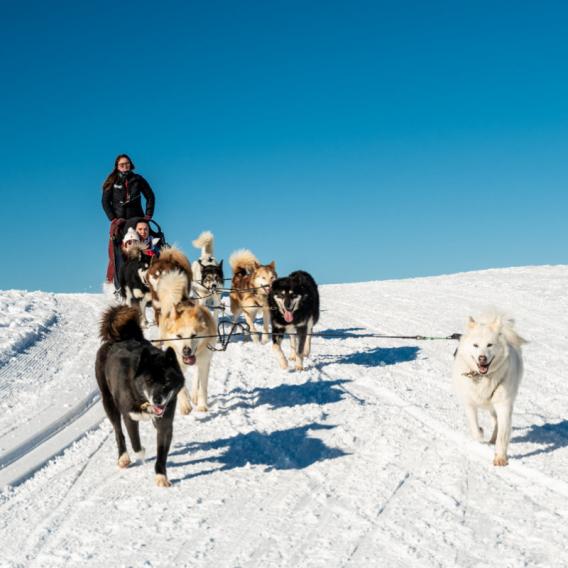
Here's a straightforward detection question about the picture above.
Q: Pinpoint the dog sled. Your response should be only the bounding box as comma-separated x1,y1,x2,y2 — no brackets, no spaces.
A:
109,217,168,292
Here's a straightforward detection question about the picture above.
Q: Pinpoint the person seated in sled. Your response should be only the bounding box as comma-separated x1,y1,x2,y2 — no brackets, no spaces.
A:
134,218,161,257
101,154,156,289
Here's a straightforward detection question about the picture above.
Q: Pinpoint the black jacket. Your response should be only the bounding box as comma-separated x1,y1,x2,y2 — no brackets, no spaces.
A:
102,172,155,221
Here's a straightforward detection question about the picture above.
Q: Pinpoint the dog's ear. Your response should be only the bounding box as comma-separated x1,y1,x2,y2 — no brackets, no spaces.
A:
489,315,502,332
268,261,276,270
165,346,178,365
198,260,205,267
467,316,477,329
218,259,223,269
136,348,151,375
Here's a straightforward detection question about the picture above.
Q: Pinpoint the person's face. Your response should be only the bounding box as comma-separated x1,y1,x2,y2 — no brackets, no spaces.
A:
117,158,131,173
136,222,149,239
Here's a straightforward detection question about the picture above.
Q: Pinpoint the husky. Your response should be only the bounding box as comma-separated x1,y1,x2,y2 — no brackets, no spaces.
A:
229,249,277,344
191,231,224,323
268,271,320,370
118,243,153,327
157,271,217,413
147,245,192,325
453,312,527,466
95,306,184,487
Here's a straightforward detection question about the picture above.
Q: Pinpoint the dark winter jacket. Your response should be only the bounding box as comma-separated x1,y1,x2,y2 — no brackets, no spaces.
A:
102,172,155,221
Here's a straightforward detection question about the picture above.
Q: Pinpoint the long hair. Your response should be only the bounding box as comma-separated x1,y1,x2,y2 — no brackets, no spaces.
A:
102,154,136,191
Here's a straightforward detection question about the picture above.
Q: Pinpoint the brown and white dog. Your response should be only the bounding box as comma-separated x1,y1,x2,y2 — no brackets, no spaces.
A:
157,270,217,414
147,246,192,325
229,249,277,344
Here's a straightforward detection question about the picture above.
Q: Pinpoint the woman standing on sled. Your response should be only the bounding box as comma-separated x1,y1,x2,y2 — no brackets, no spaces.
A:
102,154,156,290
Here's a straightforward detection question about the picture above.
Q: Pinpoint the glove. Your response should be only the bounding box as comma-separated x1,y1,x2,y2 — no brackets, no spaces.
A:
144,215,152,221
109,218,125,238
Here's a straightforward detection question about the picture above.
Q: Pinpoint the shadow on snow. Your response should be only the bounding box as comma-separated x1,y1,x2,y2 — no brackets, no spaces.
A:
222,378,351,412
315,346,420,368
169,423,348,481
511,419,568,459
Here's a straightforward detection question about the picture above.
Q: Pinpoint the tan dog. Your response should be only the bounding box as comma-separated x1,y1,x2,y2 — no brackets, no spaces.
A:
158,272,216,413
147,246,192,325
229,249,277,344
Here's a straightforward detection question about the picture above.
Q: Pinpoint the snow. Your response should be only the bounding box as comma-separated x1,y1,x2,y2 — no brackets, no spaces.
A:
0,266,567,567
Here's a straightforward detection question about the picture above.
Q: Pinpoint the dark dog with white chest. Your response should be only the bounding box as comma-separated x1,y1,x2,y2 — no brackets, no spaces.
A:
268,270,320,370
95,305,184,487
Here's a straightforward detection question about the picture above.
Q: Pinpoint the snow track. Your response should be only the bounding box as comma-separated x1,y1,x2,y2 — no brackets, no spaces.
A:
1,267,568,567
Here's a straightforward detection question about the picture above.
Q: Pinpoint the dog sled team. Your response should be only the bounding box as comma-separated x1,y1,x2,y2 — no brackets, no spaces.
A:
97,154,528,487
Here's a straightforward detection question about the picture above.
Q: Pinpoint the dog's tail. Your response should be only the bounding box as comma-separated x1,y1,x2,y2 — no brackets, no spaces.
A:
100,305,144,342
192,231,214,257
125,242,149,260
468,311,528,348
229,249,259,275
159,246,193,279
156,270,190,318
500,316,528,348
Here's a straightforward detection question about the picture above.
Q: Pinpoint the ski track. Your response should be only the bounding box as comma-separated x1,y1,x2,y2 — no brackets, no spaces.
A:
1,267,568,567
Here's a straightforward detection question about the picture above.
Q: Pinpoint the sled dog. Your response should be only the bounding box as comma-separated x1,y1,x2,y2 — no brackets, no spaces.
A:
119,242,152,326
147,245,192,325
229,249,277,343
191,231,224,323
268,270,320,370
158,273,217,413
95,306,184,487
452,312,527,466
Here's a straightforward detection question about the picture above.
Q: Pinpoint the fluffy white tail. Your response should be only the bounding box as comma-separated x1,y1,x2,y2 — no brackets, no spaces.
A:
467,311,528,348
192,231,214,257
229,249,259,273
155,270,189,318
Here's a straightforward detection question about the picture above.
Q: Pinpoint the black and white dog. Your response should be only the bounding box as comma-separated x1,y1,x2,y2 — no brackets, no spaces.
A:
191,231,224,324
268,270,320,371
95,305,184,487
119,242,153,327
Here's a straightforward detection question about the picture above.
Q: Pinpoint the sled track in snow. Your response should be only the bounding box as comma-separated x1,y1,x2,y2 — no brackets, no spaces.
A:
0,294,108,488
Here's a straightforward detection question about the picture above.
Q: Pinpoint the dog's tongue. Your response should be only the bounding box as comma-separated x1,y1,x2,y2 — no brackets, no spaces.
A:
284,310,294,323
153,405,165,416
183,355,196,366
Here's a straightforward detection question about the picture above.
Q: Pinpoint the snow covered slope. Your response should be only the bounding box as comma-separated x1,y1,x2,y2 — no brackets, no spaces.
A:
0,266,567,567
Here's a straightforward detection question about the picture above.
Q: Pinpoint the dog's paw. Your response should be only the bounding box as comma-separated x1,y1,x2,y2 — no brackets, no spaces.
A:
155,474,172,487
295,362,305,371
279,358,288,369
179,400,192,415
134,448,146,462
289,351,296,361
196,404,208,412
118,453,131,469
261,335,270,345
191,392,198,405
493,455,509,467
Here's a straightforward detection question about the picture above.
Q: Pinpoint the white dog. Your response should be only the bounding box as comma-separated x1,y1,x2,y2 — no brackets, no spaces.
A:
191,231,224,325
453,312,527,466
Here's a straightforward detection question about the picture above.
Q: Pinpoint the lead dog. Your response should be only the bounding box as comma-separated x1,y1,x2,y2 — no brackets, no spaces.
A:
191,230,224,324
157,271,217,413
452,312,527,466
268,270,320,370
95,305,184,487
229,249,277,343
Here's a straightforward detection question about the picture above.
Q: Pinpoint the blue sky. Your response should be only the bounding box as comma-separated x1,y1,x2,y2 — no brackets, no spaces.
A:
1,1,567,292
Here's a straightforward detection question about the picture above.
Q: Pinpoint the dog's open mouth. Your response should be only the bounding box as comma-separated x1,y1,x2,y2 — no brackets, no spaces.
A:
183,354,196,366
283,309,294,323
152,405,165,416
477,362,491,375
